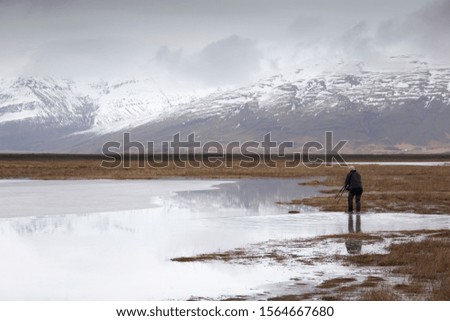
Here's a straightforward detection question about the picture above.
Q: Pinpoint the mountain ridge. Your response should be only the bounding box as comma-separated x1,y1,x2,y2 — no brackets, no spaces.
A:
1,62,450,153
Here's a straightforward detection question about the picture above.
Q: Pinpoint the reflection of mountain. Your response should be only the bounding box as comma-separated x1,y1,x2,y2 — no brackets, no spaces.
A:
1,60,450,152
8,217,74,235
0,214,135,236
174,179,316,213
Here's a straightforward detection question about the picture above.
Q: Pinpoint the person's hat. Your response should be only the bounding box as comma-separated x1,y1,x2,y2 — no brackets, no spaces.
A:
349,165,355,171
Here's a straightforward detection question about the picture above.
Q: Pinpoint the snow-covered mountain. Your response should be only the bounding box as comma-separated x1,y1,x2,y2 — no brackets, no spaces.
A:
123,65,450,153
1,60,450,153
0,77,201,151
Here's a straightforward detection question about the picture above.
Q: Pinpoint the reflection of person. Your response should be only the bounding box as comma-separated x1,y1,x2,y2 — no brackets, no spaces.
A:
345,166,363,214
345,213,362,254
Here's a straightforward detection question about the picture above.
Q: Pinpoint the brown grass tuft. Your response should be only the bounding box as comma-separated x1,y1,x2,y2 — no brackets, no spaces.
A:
317,277,357,289
394,283,423,294
268,294,313,301
360,276,384,288
363,289,399,301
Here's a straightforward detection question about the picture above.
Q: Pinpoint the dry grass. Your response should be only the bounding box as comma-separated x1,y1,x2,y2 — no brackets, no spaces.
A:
267,294,313,301
317,277,357,289
348,239,450,277
0,158,341,180
394,283,423,294
172,250,246,263
359,276,385,288
347,233,450,300
221,297,248,301
363,289,400,301
171,249,286,264
320,295,340,301
315,233,384,242
289,164,450,214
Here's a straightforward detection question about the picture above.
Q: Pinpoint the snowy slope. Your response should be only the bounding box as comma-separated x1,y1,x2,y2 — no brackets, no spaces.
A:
0,77,202,151
123,61,450,153
0,78,201,133
171,64,450,120
1,58,450,152
0,77,95,127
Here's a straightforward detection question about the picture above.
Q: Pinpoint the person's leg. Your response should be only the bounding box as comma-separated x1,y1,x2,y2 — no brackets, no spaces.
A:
355,189,362,213
347,191,354,213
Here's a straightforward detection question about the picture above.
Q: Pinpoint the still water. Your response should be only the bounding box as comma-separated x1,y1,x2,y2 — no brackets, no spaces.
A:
0,179,448,299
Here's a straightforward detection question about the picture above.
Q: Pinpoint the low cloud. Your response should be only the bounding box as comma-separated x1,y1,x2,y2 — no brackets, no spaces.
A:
155,35,263,87
21,37,148,78
375,0,450,62
333,22,381,63
0,0,447,86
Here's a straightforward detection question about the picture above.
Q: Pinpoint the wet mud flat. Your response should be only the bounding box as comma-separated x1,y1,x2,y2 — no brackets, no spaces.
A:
173,229,450,301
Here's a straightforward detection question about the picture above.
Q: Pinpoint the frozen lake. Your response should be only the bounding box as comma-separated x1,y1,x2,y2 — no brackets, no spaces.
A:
0,179,448,300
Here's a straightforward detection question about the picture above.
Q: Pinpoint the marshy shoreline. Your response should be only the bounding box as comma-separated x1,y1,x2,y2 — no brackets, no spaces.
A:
175,229,450,301
2,153,450,213
1,154,449,300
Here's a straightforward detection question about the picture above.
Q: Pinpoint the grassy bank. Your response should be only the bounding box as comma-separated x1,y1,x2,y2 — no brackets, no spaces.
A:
349,230,450,300
289,165,450,214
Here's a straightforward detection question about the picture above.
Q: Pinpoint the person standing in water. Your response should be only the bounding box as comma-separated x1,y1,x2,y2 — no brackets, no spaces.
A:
344,166,363,214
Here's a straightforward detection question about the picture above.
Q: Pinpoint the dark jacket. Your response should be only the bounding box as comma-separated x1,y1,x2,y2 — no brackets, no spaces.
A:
345,170,362,190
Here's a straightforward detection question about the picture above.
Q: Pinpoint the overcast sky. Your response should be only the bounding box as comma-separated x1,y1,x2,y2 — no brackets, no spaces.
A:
0,0,449,88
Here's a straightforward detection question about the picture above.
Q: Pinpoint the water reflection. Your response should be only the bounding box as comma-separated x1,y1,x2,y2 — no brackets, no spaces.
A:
0,179,448,299
345,214,362,254
0,213,136,236
173,178,318,216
